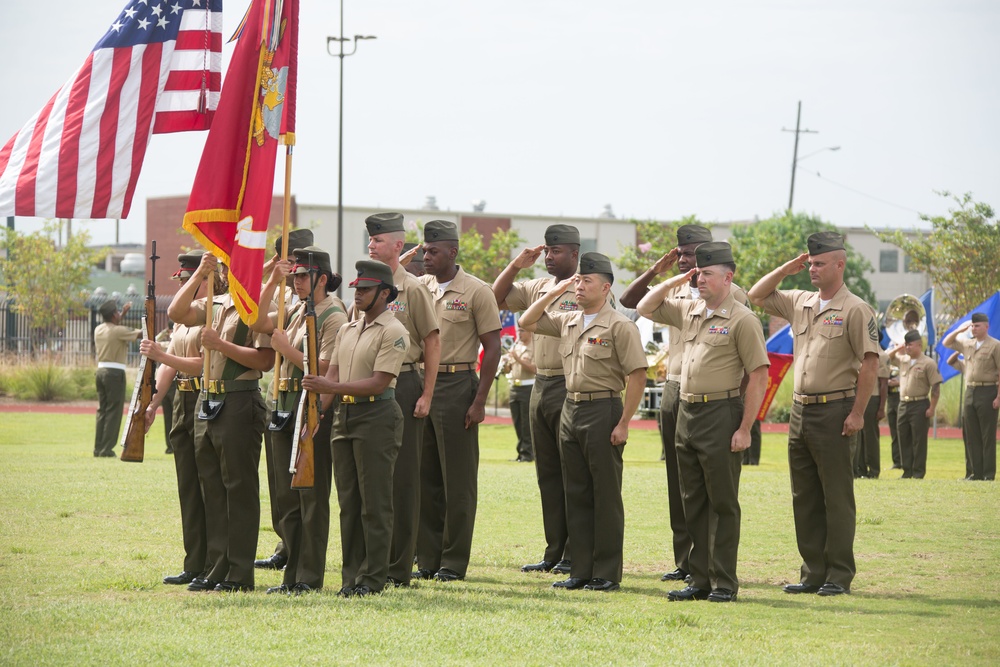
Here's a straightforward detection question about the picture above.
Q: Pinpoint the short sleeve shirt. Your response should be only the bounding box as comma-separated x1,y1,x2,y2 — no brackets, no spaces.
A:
274,294,349,377
648,281,749,377
505,276,578,373
333,309,409,388
94,323,142,364
899,354,943,398
758,283,880,394
390,263,440,364
534,301,647,393
420,266,501,365
191,295,271,381
508,340,535,383
647,292,768,394
951,335,1000,386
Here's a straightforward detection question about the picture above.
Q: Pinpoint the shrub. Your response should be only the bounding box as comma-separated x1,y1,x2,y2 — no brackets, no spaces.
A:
17,364,76,401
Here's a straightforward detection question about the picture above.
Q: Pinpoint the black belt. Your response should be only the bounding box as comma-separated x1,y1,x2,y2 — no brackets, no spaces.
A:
341,388,396,404
206,379,260,394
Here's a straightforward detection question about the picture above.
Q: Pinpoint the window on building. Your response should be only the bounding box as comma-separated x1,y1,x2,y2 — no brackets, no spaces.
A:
880,249,899,273
903,254,920,273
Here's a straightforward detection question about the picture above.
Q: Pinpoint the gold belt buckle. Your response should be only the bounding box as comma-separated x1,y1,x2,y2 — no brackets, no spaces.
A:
342,395,356,404
208,380,223,394
701,394,709,403
447,365,457,373
819,395,827,404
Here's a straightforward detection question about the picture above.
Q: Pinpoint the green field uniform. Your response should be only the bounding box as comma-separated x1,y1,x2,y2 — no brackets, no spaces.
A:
192,295,270,589
759,283,879,590
896,353,943,479
649,290,768,594
269,293,347,590
947,334,1000,480
385,263,440,585
164,317,208,574
505,276,578,564
331,309,408,591
534,301,647,584
417,266,501,578
93,319,141,456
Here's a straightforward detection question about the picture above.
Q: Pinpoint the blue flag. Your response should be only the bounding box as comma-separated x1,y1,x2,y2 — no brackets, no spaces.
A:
920,288,935,349
934,290,1000,382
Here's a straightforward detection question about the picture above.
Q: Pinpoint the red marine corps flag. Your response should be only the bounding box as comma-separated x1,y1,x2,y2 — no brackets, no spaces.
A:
183,0,298,324
0,0,223,219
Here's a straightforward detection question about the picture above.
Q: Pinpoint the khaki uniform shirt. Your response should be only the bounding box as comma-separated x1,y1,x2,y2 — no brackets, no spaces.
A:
534,301,647,394
166,318,202,379
899,354,943,399
869,349,891,397
390,264,440,365
191,295,271,381
94,322,141,364
950,335,1000,386
333,310,409,388
421,266,501,365
648,292,768,394
651,281,749,378
759,283,880,394
505,276,579,373
272,294,348,376
507,340,535,385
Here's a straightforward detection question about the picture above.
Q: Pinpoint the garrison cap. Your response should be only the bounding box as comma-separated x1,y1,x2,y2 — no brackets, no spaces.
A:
291,246,333,276
423,219,459,243
676,224,713,246
402,242,424,261
365,212,405,236
579,252,615,284
903,329,922,344
349,260,394,288
544,224,581,246
807,231,845,256
695,241,734,268
172,249,205,280
971,313,989,324
98,300,118,318
274,228,314,256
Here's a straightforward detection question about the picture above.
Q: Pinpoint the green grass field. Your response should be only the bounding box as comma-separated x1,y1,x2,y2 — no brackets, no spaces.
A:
1,413,998,665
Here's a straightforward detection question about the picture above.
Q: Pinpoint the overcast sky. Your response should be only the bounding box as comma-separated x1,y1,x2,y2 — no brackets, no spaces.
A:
3,0,998,247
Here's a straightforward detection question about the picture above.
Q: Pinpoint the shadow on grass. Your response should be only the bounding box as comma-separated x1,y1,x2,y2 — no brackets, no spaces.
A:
736,581,998,614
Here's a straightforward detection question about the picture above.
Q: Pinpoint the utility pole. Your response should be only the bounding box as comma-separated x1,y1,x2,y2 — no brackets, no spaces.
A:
782,101,818,212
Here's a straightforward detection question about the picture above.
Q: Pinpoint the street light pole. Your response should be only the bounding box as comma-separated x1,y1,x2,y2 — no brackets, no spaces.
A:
327,2,375,297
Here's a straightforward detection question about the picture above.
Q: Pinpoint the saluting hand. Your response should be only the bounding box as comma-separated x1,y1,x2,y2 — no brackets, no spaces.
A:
781,252,810,276
651,248,679,275
513,244,545,269
554,275,577,294
400,243,422,267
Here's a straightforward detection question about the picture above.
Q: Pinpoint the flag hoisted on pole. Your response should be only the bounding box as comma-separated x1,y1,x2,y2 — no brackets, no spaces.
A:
183,0,298,324
0,0,223,220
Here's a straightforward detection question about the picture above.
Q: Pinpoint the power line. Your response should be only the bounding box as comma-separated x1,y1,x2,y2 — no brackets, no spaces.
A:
796,167,923,215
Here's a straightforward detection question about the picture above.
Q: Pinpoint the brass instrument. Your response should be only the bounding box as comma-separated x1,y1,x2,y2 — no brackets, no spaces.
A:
884,293,927,350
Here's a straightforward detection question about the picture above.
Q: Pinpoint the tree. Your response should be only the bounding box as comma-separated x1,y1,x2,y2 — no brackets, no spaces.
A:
730,211,877,308
0,221,99,347
614,215,706,284
405,224,533,283
875,191,999,320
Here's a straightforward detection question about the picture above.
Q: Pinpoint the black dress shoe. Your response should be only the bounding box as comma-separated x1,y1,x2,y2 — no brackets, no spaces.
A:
351,585,379,597
254,554,287,570
817,582,849,596
290,582,313,595
163,570,199,585
584,578,620,592
266,584,290,595
552,577,589,590
214,581,254,593
551,559,572,575
667,585,710,601
337,586,355,597
660,567,689,582
412,568,435,580
521,560,556,573
386,576,409,588
433,568,463,582
782,582,822,594
186,577,220,592
708,588,737,602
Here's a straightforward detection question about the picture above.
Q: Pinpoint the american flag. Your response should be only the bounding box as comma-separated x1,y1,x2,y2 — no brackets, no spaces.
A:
0,0,222,220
